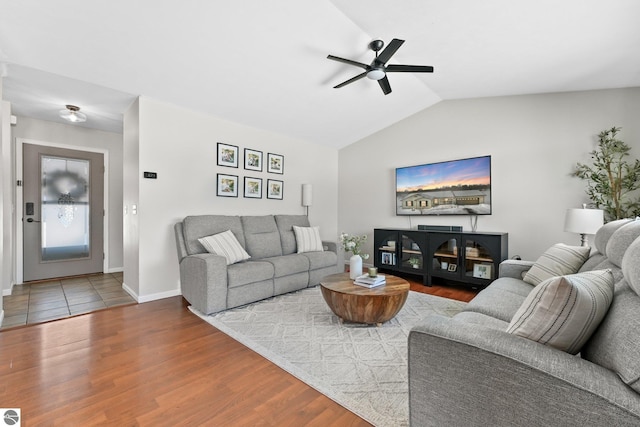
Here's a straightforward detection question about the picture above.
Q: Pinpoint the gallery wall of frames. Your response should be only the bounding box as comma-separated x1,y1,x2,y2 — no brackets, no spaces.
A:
216,142,284,200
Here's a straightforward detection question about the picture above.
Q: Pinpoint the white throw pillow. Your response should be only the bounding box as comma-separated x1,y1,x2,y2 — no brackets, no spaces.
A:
507,269,614,354
293,225,324,253
523,243,591,286
198,230,250,265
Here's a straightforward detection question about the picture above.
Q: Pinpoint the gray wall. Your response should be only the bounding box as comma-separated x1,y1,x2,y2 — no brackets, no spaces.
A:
339,87,640,262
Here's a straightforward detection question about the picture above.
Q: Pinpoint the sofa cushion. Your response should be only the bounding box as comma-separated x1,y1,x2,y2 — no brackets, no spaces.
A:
227,260,274,288
464,285,528,322
578,252,606,273
605,220,640,267
622,234,640,295
262,254,309,277
198,230,251,265
485,276,534,297
591,259,624,283
241,215,283,259
183,215,245,255
453,311,510,332
523,243,591,286
293,226,324,253
581,281,640,393
594,219,633,256
301,250,338,270
507,269,614,355
275,215,310,255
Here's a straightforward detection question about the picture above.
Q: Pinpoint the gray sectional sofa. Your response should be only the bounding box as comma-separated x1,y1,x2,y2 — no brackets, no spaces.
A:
174,214,340,315
409,219,640,426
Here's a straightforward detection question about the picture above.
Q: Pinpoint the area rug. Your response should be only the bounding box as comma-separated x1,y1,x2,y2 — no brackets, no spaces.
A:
189,286,466,427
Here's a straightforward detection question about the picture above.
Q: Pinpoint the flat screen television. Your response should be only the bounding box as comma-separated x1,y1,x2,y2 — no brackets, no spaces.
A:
395,155,491,216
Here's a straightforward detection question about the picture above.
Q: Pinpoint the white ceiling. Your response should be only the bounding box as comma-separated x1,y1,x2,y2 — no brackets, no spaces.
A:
1,0,639,148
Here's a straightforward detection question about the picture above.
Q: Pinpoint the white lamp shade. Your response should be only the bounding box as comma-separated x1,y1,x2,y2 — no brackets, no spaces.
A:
302,184,312,207
564,208,604,234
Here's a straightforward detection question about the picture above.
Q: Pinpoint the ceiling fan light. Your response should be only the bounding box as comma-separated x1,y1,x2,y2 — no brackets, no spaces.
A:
366,69,385,81
59,104,87,123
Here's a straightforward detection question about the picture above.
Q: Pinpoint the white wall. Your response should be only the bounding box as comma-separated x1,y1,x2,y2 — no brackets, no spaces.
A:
339,88,640,262
123,99,140,297
124,96,338,301
11,117,124,276
0,87,9,317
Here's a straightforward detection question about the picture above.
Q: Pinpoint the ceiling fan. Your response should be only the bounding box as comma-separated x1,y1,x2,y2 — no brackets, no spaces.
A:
327,38,434,95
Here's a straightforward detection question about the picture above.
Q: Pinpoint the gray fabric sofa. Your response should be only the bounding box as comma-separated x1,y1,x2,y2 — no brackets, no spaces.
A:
175,214,340,315
409,219,640,426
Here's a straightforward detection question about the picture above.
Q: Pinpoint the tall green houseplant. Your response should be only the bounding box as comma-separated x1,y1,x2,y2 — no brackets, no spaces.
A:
573,127,640,221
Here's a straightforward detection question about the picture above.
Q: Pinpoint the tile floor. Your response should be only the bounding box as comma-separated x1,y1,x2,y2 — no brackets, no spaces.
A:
1,272,136,329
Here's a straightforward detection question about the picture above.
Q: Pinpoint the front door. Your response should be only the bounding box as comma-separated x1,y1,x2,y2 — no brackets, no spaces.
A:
23,143,104,282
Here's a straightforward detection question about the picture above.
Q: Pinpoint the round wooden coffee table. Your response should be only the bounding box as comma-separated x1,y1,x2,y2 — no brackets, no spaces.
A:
320,272,410,326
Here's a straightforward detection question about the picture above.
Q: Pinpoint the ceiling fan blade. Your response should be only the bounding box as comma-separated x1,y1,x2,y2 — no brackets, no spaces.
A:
386,64,434,73
378,75,392,95
375,39,404,65
334,72,367,89
327,55,368,70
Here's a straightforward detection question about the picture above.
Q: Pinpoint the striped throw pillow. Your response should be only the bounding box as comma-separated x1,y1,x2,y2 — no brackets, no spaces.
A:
523,243,591,286
507,269,614,354
198,230,251,265
293,226,324,253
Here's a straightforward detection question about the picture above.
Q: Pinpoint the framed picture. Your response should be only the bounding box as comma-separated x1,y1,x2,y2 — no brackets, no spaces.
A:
447,263,457,272
217,143,239,168
243,177,262,199
267,179,283,200
244,148,263,172
381,252,393,265
216,173,238,197
473,263,493,279
267,153,284,174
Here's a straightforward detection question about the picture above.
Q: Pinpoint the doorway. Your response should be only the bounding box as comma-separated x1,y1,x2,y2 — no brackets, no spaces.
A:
22,143,105,282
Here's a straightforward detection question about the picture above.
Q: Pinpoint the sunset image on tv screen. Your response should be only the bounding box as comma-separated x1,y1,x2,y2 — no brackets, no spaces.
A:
396,156,491,216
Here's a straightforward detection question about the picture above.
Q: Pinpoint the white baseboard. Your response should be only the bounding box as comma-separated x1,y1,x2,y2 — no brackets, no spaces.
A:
107,267,124,273
122,282,181,304
122,282,138,302
2,283,15,296
138,288,181,303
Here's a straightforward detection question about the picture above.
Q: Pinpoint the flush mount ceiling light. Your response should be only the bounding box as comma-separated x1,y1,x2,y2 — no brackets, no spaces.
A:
59,104,87,123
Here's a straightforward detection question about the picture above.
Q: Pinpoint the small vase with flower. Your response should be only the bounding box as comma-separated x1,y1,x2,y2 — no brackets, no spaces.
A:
340,232,370,279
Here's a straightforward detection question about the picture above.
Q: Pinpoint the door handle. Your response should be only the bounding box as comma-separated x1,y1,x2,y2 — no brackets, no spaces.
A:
26,218,41,223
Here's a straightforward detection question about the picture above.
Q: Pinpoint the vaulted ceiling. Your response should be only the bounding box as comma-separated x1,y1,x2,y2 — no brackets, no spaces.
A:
1,1,639,148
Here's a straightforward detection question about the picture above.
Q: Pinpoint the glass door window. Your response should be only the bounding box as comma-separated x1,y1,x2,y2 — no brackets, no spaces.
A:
41,155,91,262
378,233,398,266
401,234,423,270
432,237,459,274
464,239,495,280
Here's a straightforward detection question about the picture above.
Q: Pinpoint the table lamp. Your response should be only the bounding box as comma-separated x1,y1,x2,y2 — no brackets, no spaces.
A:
564,205,604,246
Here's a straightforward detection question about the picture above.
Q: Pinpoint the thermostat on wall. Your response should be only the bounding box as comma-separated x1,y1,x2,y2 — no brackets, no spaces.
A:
143,171,157,179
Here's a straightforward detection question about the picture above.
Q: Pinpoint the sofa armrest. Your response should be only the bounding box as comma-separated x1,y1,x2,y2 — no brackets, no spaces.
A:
498,259,535,279
322,240,337,253
179,253,228,315
408,315,640,426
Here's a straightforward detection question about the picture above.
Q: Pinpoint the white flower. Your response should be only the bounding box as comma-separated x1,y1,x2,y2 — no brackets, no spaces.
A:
339,232,369,259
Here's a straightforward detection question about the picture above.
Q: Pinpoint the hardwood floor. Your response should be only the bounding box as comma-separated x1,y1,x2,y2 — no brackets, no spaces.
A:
0,277,475,426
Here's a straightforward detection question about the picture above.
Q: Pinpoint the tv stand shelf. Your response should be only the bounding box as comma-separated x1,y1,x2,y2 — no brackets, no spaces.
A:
374,228,508,288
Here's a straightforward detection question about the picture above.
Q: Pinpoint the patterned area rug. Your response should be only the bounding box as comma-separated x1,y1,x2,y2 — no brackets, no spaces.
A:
189,286,466,427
